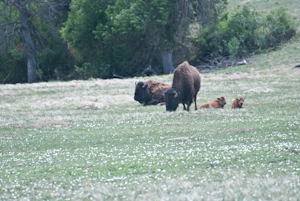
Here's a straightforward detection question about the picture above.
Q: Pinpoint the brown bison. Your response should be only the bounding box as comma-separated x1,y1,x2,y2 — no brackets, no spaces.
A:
199,96,227,109
134,80,171,105
164,61,201,111
231,97,246,109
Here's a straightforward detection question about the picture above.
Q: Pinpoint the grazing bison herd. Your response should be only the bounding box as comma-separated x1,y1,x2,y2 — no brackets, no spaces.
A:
134,61,246,111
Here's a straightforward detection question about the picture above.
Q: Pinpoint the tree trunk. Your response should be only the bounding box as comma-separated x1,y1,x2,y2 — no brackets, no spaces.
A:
20,3,37,83
161,50,174,74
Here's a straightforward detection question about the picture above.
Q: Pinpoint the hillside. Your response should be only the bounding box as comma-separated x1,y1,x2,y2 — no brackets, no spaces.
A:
228,0,300,30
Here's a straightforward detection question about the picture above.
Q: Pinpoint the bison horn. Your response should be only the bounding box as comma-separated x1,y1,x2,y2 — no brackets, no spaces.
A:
174,91,178,98
142,83,147,88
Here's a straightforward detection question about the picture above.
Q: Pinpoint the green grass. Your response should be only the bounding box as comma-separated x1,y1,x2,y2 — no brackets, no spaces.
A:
1,51,300,200
1,1,300,199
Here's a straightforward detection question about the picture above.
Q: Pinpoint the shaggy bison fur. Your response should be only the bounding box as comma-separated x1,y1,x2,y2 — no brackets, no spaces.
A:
199,96,227,109
164,61,201,111
134,80,171,105
231,97,246,109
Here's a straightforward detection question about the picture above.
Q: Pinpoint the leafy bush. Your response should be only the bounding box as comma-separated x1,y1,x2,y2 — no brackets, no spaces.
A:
75,61,110,79
228,36,240,56
262,8,296,48
0,42,75,83
0,49,27,84
62,0,227,77
193,6,296,58
61,0,177,77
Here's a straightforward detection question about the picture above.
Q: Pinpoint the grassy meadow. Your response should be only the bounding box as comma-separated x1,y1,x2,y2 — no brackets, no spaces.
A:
1,45,300,200
1,0,300,200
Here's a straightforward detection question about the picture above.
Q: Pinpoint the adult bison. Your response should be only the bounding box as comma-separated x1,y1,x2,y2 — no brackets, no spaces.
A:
164,61,201,111
134,80,171,105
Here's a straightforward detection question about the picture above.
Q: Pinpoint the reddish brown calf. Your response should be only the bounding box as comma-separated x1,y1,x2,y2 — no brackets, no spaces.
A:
231,97,246,109
199,96,226,109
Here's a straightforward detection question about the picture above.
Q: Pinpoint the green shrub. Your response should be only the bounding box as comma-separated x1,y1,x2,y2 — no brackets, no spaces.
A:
75,61,110,80
262,7,296,48
0,49,27,84
228,36,240,56
0,42,75,83
193,6,296,59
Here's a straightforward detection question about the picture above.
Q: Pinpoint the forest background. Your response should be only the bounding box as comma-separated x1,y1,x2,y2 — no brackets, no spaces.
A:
0,0,298,84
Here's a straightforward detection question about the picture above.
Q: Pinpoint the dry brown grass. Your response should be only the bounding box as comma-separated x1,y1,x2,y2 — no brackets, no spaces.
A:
0,77,173,130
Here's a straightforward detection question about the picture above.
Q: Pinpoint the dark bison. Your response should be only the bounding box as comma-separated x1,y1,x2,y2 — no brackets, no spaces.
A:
134,80,171,105
164,61,201,111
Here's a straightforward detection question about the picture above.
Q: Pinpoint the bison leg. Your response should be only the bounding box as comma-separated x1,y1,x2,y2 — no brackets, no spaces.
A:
187,94,193,112
187,104,191,111
185,101,192,111
194,95,198,110
181,100,186,110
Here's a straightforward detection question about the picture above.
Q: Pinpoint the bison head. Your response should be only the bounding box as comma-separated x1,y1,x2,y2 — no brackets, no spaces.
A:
237,97,245,108
217,96,226,106
164,88,180,111
134,81,151,105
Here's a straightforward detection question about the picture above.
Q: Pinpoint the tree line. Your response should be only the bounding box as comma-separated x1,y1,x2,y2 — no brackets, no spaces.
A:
0,0,296,84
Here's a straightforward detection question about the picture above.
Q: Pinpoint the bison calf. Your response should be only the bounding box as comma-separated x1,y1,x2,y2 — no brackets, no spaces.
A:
134,80,171,105
199,96,226,109
231,97,246,109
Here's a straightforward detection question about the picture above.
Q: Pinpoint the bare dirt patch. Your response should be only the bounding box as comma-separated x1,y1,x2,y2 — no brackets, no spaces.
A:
246,87,273,93
79,103,99,110
220,128,255,135
0,136,25,139
31,119,69,128
164,137,190,142
160,123,184,127
241,0,255,4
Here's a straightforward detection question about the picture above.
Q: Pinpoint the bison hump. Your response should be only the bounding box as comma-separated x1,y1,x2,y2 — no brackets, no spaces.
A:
146,80,170,95
172,64,193,89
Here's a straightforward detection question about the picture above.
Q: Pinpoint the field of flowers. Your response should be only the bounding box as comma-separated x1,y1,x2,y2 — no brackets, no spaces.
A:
1,38,300,200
